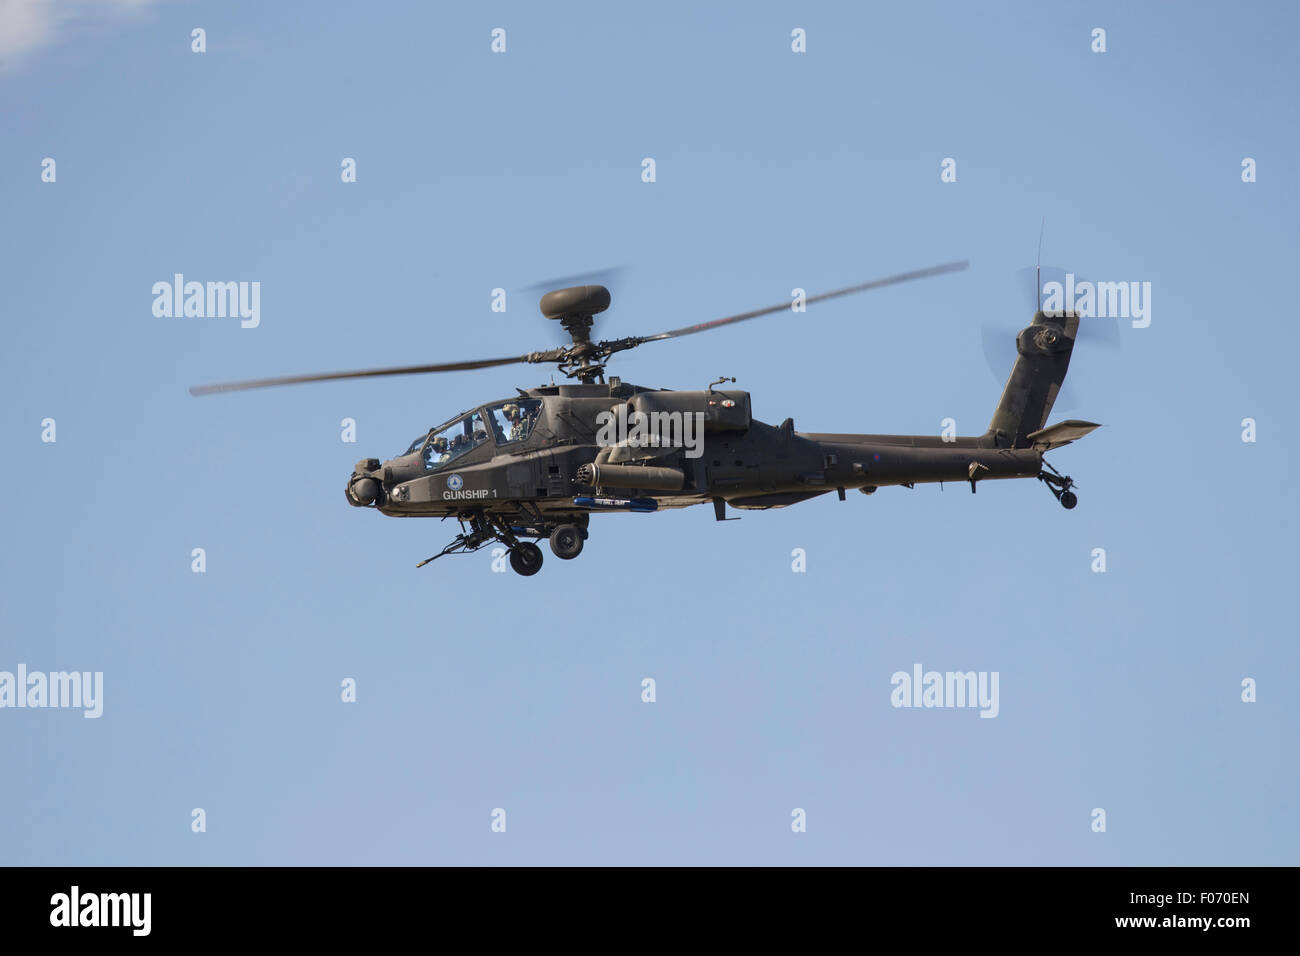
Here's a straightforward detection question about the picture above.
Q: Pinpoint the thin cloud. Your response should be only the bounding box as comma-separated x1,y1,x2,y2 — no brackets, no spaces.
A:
0,0,166,70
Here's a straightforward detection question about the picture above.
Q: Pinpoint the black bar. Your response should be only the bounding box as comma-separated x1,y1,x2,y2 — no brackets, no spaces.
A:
0,866,1278,942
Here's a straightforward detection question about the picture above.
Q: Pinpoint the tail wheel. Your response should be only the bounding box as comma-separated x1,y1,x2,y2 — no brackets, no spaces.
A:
509,542,544,576
1060,491,1078,510
549,524,584,560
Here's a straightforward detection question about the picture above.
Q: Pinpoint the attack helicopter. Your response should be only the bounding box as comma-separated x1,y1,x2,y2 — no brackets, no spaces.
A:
191,261,1100,575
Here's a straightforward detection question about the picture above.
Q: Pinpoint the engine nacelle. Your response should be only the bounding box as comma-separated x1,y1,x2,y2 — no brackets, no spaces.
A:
627,390,751,432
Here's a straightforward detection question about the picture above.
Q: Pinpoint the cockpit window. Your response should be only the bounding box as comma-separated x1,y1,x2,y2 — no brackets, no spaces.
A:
406,410,492,471
488,399,542,445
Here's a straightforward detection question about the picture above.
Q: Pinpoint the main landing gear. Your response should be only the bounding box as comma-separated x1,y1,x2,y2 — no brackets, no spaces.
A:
509,541,544,576
416,511,588,574
548,524,584,560
1037,460,1079,510
508,522,585,573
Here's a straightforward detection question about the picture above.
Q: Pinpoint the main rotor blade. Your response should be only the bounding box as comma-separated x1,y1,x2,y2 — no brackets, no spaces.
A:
517,265,627,296
638,260,969,343
189,355,526,396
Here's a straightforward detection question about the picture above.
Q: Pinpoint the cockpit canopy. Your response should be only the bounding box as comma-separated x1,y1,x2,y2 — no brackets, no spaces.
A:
402,399,542,471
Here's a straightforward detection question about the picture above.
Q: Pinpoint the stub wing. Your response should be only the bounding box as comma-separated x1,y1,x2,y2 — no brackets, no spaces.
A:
1026,420,1102,451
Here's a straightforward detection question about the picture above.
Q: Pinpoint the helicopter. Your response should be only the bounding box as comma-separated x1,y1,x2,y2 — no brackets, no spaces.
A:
190,260,1100,576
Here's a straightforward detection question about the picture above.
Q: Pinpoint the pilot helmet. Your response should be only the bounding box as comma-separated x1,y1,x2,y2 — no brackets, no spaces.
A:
503,403,520,419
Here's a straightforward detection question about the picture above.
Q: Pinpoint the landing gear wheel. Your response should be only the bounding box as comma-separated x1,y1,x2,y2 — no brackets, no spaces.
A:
509,542,544,576
549,524,584,560
1038,460,1080,511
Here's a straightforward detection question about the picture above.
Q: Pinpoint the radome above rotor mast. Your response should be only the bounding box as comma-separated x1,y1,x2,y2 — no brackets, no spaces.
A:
191,261,1099,575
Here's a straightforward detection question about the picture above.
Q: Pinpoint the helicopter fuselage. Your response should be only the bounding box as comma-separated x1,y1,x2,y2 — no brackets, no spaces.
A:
345,379,1044,523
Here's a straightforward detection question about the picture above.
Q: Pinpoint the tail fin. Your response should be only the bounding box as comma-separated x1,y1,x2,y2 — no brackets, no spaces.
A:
986,311,1080,448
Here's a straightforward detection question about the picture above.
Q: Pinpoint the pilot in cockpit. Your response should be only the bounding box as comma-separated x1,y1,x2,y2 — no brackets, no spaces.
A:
503,403,525,441
426,435,449,467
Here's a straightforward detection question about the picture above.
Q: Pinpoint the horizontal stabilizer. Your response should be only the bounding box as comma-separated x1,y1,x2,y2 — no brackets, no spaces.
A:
1025,419,1101,451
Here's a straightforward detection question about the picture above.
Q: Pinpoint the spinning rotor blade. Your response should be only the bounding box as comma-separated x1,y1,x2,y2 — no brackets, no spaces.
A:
517,265,628,296
982,264,1126,412
1014,266,1121,348
981,325,1016,387
638,260,969,343
192,260,972,395
518,266,629,347
189,355,526,396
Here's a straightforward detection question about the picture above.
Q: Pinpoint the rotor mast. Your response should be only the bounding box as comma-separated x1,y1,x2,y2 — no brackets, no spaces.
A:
539,284,615,384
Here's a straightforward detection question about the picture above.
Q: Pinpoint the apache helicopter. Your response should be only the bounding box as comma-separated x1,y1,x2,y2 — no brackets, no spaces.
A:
191,261,1099,575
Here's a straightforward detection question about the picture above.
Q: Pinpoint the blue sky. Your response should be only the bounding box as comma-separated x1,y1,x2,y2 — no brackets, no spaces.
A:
1,0,1296,865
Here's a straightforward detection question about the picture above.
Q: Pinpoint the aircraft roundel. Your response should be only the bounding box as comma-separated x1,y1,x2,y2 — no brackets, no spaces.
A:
447,474,464,491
